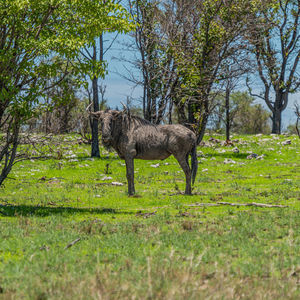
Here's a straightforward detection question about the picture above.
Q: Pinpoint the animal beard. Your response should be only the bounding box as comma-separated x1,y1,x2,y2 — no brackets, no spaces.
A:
102,138,113,152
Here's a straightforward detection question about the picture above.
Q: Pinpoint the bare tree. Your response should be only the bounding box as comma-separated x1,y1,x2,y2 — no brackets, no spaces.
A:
126,0,178,124
247,0,300,134
221,52,254,141
79,32,120,156
79,36,104,157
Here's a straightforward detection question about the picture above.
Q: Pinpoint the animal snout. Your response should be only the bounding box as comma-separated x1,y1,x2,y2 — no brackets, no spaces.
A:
102,134,111,142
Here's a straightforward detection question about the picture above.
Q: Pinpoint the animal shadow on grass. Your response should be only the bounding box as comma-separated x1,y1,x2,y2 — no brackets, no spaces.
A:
0,205,134,217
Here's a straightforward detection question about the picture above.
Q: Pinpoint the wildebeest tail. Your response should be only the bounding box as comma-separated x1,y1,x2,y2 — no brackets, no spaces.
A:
191,143,198,185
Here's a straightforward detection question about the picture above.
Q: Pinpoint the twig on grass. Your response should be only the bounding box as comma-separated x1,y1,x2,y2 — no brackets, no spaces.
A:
187,202,288,208
64,238,81,250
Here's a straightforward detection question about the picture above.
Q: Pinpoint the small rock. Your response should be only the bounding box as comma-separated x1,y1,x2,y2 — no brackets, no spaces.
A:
197,151,205,157
224,158,236,164
111,182,124,186
209,137,221,143
217,149,226,153
202,168,208,172
247,153,258,159
232,147,239,153
282,140,291,145
101,176,113,181
256,154,265,160
150,163,160,168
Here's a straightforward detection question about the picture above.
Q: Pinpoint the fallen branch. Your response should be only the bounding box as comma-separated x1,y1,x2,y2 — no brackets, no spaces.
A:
187,202,288,208
217,202,288,208
187,203,220,207
64,238,81,250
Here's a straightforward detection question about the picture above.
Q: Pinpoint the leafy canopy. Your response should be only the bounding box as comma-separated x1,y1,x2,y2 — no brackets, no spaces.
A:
0,0,134,120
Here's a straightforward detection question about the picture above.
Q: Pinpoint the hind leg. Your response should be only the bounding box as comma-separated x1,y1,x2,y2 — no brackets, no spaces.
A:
125,156,135,195
174,154,192,195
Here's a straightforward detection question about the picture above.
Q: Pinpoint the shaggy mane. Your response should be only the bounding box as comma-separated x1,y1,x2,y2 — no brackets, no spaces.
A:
119,111,157,128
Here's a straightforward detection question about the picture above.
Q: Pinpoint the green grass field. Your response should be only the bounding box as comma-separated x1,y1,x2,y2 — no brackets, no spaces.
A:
0,134,299,299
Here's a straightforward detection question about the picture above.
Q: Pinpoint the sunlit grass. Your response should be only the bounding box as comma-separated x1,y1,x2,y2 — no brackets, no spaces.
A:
0,133,299,299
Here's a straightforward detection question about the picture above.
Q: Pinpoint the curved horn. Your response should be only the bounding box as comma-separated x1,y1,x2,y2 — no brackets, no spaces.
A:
86,103,93,112
86,103,103,119
120,101,130,115
120,101,127,110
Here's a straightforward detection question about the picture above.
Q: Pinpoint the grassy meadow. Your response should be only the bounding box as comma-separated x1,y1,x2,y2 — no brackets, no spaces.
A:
0,133,299,299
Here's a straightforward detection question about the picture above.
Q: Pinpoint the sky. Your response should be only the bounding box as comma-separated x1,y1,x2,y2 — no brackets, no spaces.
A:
100,34,299,131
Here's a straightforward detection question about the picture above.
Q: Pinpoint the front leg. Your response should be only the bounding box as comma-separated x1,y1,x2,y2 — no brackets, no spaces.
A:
125,156,135,195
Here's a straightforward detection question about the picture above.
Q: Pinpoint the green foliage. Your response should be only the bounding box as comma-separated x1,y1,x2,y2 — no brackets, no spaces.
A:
0,0,134,120
165,0,265,140
286,123,298,135
0,0,134,185
230,92,271,134
211,91,271,134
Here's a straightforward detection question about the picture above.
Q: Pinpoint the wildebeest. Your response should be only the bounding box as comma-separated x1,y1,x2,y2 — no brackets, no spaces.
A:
89,107,198,195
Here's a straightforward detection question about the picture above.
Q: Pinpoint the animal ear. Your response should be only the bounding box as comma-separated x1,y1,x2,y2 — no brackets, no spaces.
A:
90,111,104,120
111,111,121,119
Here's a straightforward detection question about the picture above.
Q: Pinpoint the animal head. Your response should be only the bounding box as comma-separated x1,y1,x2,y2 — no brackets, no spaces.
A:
89,110,121,146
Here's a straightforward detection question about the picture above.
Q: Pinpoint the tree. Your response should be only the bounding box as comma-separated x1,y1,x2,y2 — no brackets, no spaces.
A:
247,0,300,134
210,91,271,135
126,0,259,137
162,0,258,143
221,57,252,141
80,34,105,157
0,0,134,186
42,56,82,134
230,92,271,134
127,0,177,124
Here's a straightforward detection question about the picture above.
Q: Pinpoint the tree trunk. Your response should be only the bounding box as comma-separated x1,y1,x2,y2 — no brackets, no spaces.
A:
0,123,19,186
270,92,286,135
90,37,103,158
271,108,282,134
91,45,100,157
225,86,230,141
187,99,209,145
91,76,100,157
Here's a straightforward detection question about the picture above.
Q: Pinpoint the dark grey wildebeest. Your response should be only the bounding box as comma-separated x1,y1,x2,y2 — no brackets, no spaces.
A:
89,108,198,195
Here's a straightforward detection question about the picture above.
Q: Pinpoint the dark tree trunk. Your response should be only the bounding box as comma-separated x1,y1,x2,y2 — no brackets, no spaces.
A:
91,75,100,157
90,38,101,158
271,108,282,134
225,86,230,141
270,92,286,135
186,99,209,145
0,123,19,186
188,102,196,124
